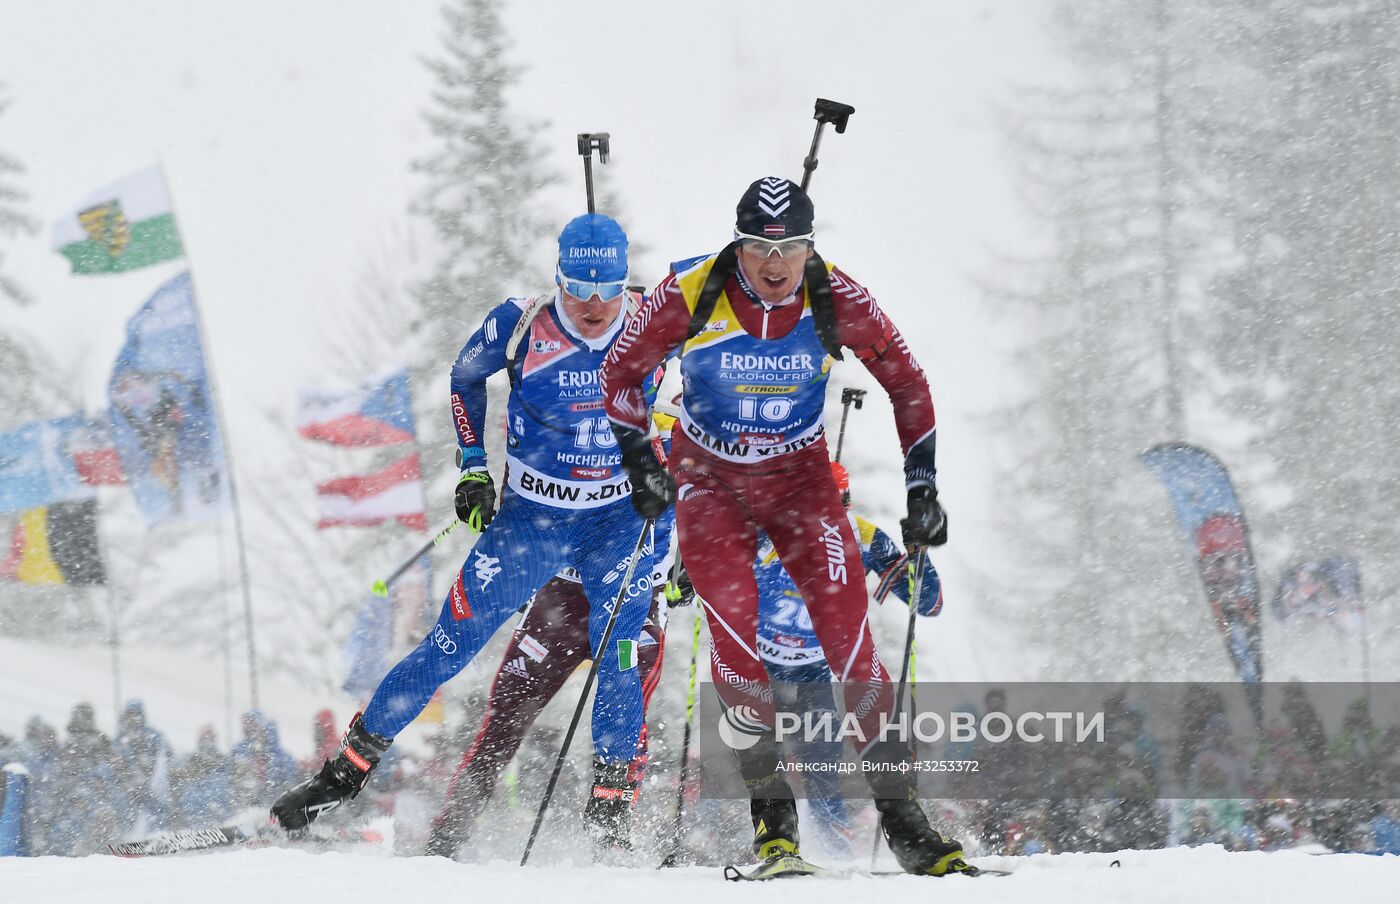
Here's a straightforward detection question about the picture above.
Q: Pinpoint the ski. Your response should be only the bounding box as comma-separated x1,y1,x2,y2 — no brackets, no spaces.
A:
723,854,827,881
108,821,277,857
867,865,1013,878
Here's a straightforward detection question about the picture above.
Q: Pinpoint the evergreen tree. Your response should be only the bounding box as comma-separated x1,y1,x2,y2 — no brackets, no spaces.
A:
983,0,1230,679
410,0,558,503
1201,0,1400,629
0,81,34,306
412,0,556,368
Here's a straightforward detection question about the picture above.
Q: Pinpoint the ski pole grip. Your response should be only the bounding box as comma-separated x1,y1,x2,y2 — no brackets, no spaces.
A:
813,98,856,133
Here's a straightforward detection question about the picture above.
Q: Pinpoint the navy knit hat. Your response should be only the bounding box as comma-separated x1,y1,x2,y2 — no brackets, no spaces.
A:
734,177,814,239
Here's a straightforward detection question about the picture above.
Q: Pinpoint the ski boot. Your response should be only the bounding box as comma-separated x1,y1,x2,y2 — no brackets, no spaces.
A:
876,798,975,876
582,757,640,852
730,784,825,879
750,793,801,862
424,801,472,859
271,713,391,831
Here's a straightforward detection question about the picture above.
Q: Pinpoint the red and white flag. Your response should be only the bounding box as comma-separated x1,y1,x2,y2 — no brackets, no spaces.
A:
69,418,126,486
297,370,416,447
316,453,426,531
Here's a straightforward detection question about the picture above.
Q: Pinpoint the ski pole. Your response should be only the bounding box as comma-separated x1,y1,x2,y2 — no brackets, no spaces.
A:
577,132,611,214
870,550,927,869
800,98,856,192
520,518,654,866
659,605,704,868
832,388,866,507
370,518,466,597
833,388,866,463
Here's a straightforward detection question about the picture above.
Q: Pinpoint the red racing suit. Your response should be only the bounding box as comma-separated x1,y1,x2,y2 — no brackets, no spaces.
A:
601,253,937,766
425,574,667,856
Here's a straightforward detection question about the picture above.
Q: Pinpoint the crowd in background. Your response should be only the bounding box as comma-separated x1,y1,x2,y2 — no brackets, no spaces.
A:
3,682,1399,859
0,702,330,855
930,684,1400,857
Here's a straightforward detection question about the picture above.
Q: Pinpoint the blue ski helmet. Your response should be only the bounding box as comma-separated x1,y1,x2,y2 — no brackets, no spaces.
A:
557,213,628,282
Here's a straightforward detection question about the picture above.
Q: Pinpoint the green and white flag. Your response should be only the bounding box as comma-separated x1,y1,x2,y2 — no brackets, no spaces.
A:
52,166,184,275
616,639,638,671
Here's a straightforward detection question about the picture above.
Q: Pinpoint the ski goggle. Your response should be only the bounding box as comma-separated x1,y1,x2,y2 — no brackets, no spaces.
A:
556,267,628,301
735,231,815,259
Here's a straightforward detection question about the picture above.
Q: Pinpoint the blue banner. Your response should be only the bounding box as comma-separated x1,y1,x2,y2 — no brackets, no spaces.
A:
341,592,391,699
0,415,101,514
342,553,431,698
1141,443,1264,699
108,272,230,526
0,765,26,856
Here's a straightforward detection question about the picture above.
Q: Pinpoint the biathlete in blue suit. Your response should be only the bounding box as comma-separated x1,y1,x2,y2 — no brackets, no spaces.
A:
273,214,668,846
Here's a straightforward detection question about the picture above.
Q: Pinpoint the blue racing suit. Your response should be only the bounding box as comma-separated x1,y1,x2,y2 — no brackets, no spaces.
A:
362,292,667,765
757,512,942,858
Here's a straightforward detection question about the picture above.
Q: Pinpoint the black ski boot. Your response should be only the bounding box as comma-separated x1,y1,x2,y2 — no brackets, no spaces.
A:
424,803,469,859
876,798,974,876
744,783,800,862
271,713,391,831
582,757,639,852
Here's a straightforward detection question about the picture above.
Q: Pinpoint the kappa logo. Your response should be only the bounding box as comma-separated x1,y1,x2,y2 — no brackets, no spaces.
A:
432,624,458,656
503,656,531,680
820,519,849,585
474,551,502,590
757,177,792,218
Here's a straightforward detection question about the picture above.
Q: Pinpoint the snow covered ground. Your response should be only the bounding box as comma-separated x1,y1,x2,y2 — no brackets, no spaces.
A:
2,845,1395,904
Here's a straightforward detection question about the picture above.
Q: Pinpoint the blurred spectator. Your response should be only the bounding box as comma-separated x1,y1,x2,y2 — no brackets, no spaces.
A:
229,710,298,810
174,726,232,827
1328,698,1399,798
114,700,176,833
1189,714,1250,799
1369,801,1400,854
0,731,20,764
1280,681,1328,766
1176,685,1227,782
52,703,131,855
17,718,62,856
1253,720,1320,798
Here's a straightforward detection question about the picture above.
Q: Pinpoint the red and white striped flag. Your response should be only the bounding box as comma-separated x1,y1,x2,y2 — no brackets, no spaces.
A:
316,453,426,531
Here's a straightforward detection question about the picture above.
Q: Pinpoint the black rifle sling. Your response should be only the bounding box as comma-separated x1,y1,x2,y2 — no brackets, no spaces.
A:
685,241,739,342
804,251,844,361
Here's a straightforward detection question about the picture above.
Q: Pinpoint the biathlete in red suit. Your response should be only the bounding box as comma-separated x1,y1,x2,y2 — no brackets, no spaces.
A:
600,177,970,876
425,573,667,857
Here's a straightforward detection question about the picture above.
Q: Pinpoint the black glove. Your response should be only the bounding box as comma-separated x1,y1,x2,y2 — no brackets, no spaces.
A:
901,485,947,549
621,446,675,519
454,470,497,531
